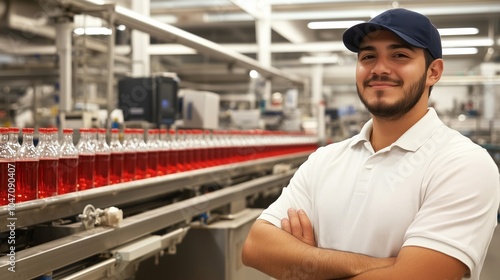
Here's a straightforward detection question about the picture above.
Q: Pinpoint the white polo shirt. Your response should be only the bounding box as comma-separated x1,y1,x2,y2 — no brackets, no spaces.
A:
258,108,500,280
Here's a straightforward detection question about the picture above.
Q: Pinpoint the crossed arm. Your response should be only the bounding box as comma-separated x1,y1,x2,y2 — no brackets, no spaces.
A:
241,209,468,280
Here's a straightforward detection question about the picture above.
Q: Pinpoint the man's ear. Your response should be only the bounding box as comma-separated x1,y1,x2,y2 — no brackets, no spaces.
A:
427,58,444,87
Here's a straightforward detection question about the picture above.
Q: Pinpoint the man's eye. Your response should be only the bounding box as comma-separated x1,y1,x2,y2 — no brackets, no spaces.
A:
360,54,375,60
394,53,409,58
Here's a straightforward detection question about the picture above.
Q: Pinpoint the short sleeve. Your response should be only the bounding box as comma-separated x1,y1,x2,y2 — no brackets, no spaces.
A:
403,146,500,276
257,146,324,227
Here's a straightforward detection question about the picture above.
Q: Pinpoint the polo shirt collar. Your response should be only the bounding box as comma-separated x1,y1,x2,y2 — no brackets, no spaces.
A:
349,108,444,152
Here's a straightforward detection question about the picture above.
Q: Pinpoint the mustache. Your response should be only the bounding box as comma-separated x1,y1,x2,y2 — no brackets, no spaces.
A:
363,75,403,87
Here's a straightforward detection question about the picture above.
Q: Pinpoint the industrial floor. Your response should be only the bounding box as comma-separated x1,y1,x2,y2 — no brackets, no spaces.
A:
481,224,500,280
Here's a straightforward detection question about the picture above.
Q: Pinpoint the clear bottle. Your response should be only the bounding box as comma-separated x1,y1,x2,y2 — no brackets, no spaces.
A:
193,130,207,169
8,127,21,153
58,128,79,194
0,127,16,206
203,130,216,167
157,129,169,175
217,130,231,165
230,130,244,163
37,128,59,198
76,128,95,190
182,130,195,171
256,130,267,159
167,129,179,174
49,128,61,152
210,130,222,166
175,129,187,172
146,129,159,178
94,128,110,187
135,129,148,180
261,130,272,158
15,128,39,202
239,130,251,162
246,130,259,160
109,128,124,184
123,128,137,182
122,128,137,182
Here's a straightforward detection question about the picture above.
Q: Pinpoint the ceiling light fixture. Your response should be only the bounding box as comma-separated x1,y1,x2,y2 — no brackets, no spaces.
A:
442,47,478,55
300,55,339,64
249,70,259,78
438,27,479,36
442,38,493,48
307,20,364,29
74,27,112,36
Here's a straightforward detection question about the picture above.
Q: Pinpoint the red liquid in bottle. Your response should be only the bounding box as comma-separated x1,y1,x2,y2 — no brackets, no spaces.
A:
110,152,124,184
168,150,178,173
38,158,58,198
210,147,218,166
158,150,168,175
0,161,15,206
223,146,232,164
175,149,185,172
58,157,78,194
184,148,194,171
212,146,221,166
135,151,148,179
191,148,201,169
208,146,218,166
123,152,136,182
200,147,210,167
78,154,95,190
147,151,159,177
15,160,38,202
94,153,110,187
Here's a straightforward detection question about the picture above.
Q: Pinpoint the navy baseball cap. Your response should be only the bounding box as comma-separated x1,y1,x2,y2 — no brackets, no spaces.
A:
343,8,442,59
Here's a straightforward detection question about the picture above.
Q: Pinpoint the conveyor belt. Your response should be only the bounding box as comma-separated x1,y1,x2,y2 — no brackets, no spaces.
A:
0,152,309,232
0,152,307,279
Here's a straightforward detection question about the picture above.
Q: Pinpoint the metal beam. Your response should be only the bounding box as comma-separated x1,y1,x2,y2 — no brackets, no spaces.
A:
229,0,261,20
148,41,347,55
58,0,304,84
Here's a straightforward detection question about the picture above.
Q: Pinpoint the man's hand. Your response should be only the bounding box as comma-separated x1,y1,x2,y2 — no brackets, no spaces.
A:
281,208,317,247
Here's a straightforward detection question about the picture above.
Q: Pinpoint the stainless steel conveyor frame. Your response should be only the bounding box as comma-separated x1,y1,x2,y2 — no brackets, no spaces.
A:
0,152,309,280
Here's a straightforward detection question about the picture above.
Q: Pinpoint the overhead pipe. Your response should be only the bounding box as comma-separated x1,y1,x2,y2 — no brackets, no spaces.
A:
56,0,305,85
55,17,74,113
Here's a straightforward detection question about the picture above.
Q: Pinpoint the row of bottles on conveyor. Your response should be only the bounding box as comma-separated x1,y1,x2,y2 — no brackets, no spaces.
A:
0,127,318,205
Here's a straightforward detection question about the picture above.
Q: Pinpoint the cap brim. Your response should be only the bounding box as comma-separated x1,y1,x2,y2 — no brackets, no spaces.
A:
343,22,427,53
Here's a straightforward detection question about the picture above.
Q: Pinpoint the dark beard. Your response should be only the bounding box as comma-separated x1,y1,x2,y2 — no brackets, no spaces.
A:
356,72,427,120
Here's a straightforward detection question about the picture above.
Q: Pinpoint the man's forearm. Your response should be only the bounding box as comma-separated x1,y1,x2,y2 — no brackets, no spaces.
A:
242,220,393,279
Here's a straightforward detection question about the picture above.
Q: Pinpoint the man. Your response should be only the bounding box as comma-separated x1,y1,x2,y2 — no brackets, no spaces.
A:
242,8,499,280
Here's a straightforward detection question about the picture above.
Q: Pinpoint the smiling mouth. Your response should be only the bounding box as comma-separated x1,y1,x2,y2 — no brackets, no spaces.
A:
364,80,402,89
368,83,397,87
363,75,402,88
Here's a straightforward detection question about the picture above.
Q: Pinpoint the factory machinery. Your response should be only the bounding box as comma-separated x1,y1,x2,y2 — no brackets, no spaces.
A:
0,0,313,278
0,151,311,279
